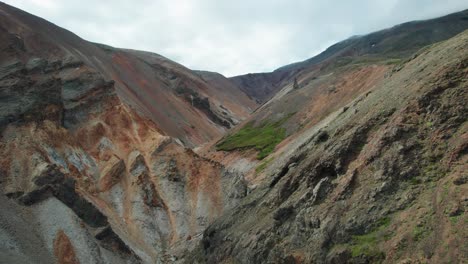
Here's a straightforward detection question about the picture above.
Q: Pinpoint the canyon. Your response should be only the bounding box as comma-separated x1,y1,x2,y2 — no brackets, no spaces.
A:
0,2,467,264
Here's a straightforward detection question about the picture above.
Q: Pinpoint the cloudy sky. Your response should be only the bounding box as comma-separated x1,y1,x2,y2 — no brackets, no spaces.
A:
4,0,467,76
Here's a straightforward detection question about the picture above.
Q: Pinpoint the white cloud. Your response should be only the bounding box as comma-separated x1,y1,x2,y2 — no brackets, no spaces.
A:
3,0,467,76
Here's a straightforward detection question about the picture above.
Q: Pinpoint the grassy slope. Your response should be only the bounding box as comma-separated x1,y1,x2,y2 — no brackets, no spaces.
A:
216,115,293,160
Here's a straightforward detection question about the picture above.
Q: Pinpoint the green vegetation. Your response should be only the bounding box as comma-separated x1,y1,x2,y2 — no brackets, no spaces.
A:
441,182,450,202
349,216,392,259
410,177,422,185
375,216,391,228
420,140,448,182
384,58,403,65
350,236,386,260
395,238,408,257
449,215,461,225
412,225,430,241
216,114,293,160
255,157,273,173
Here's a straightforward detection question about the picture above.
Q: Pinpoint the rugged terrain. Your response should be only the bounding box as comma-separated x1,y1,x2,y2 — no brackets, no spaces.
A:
207,9,468,184
190,30,468,264
0,2,467,264
0,2,257,147
0,2,252,263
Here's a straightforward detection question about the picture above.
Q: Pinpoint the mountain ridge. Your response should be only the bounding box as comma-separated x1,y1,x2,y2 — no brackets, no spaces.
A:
0,1,257,147
230,8,468,103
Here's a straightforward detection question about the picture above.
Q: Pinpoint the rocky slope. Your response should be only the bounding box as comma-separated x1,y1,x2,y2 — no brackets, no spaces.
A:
187,30,468,263
0,2,251,263
209,9,468,186
0,2,467,264
0,2,256,147
231,9,468,103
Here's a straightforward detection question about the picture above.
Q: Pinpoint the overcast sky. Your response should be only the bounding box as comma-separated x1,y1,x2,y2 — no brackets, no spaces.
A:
4,0,467,76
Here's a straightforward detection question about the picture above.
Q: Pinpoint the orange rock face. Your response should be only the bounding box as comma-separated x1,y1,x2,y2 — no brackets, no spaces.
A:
54,230,80,264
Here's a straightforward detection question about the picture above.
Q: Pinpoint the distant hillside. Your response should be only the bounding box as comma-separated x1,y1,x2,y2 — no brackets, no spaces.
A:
0,2,257,147
231,9,468,103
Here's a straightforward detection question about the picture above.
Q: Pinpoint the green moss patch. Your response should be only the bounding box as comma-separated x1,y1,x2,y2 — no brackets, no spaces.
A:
350,235,385,259
349,217,392,259
216,115,293,160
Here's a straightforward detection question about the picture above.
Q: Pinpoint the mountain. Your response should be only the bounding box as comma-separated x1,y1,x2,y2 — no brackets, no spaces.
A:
191,29,468,264
231,9,468,103
193,9,468,264
0,2,257,147
0,2,467,264
0,2,252,263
